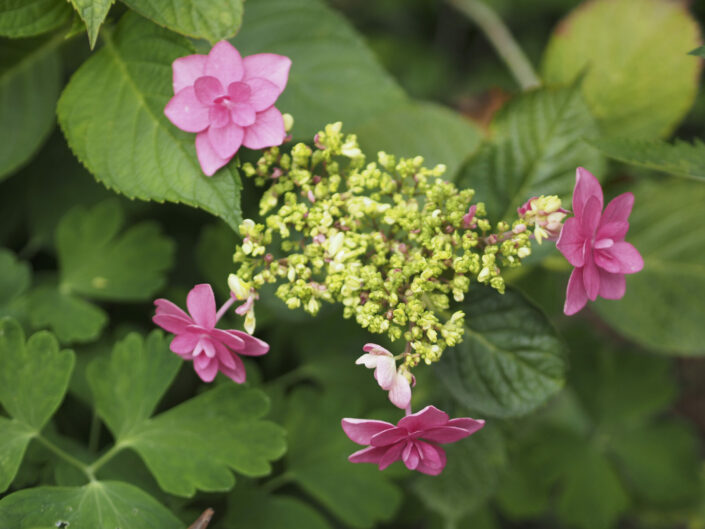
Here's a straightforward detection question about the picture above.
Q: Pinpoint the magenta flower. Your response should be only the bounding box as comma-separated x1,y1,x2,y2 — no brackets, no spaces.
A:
342,405,485,475
356,343,412,411
164,41,291,176
556,167,644,316
153,284,268,383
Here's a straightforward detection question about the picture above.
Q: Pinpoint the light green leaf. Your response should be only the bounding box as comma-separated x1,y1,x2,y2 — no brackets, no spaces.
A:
286,388,402,528
123,0,244,42
355,102,483,179
0,481,184,528
436,286,566,418
593,179,705,354
57,12,243,230
0,318,75,431
0,249,31,318
0,418,35,493
591,137,705,183
226,487,332,529
457,84,603,221
0,36,61,181
121,385,286,497
542,0,700,138
57,200,174,301
68,0,113,48
0,0,72,38
26,286,108,344
234,0,406,140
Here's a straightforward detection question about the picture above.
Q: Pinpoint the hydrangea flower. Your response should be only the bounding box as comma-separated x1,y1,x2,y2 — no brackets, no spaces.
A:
557,167,644,315
153,283,268,382
164,41,291,176
342,405,485,475
356,344,412,410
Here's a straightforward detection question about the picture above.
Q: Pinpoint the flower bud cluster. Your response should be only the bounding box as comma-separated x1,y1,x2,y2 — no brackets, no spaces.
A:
233,123,549,367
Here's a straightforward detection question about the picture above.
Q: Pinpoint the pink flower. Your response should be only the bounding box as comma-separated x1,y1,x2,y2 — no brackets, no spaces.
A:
462,204,477,228
153,284,268,382
356,344,412,410
164,41,291,176
556,168,644,316
342,405,485,475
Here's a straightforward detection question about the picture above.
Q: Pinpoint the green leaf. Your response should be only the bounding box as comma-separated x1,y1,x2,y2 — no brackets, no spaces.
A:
26,286,108,344
0,318,75,431
226,487,332,529
234,0,406,140
68,0,113,48
196,222,241,298
87,331,180,440
0,418,35,493
0,481,184,528
123,0,244,42
355,102,483,179
690,46,705,58
457,84,603,221
542,0,700,138
593,179,705,354
116,385,286,497
591,137,705,183
0,36,61,181
0,249,31,318
57,13,244,230
285,388,402,528
436,286,566,418
57,200,174,301
0,0,72,38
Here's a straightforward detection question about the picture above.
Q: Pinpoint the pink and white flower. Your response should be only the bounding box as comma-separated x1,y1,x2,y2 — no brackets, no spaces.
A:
356,343,412,410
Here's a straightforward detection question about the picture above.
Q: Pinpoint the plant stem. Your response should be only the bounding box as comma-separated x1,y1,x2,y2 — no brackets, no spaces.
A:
449,0,541,91
261,472,294,494
88,411,101,453
35,434,93,481
86,442,128,476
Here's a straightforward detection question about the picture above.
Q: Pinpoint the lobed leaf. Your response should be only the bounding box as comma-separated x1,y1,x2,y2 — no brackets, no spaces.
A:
0,418,35,493
0,0,72,38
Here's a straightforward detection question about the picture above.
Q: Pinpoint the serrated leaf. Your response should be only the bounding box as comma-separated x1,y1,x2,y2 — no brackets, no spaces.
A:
57,200,174,300
0,0,72,38
0,481,184,528
355,102,483,179
593,179,705,354
286,388,402,528
0,318,75,431
0,249,31,318
542,0,700,138
26,285,108,343
123,0,244,42
457,84,603,221
57,12,244,230
0,36,61,181
226,487,332,529
591,137,705,182
68,0,113,48
234,0,406,140
436,286,566,418
87,331,180,440
0,418,35,493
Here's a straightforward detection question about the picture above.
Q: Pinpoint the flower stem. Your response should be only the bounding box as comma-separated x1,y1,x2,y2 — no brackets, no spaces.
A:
35,434,93,481
88,411,101,452
261,472,294,493
85,442,128,476
215,295,236,323
448,0,541,91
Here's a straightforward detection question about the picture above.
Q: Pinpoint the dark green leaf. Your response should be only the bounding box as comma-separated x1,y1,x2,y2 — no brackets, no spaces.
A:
689,46,705,58
0,418,35,493
68,0,113,48
226,486,332,529
0,249,31,318
0,0,72,38
437,286,566,417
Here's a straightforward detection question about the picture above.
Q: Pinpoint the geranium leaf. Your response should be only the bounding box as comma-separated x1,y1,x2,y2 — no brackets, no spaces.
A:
0,0,72,38
0,481,184,528
226,486,332,529
57,13,243,230
0,418,35,493
436,286,566,418
68,0,114,48
542,0,700,138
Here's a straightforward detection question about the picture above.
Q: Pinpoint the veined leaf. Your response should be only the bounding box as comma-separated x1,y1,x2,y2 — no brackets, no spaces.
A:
68,0,114,48
0,418,35,493
0,0,72,38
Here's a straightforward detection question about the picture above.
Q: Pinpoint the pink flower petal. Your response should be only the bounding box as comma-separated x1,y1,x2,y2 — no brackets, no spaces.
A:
205,41,244,87
341,418,395,445
154,298,191,320
195,131,232,176
402,441,420,470
164,87,210,133
596,221,629,242
598,269,626,300
170,333,200,355
218,351,247,384
172,54,207,93
369,427,408,447
194,355,219,383
230,102,256,127
373,357,397,390
580,196,602,238
193,76,225,105
573,167,603,220
153,314,193,334
583,252,601,301
398,405,449,433
245,77,281,112
556,217,586,267
388,374,411,409
211,328,246,352
227,81,252,102
416,443,446,475
379,442,405,470
209,105,230,128
243,107,285,150
213,341,237,369
421,425,479,444
362,343,393,356
446,417,486,435
601,192,634,226
235,332,270,356
208,121,245,159
186,284,217,329
564,267,588,316
348,445,387,464
243,53,291,93
201,337,216,358
595,242,644,275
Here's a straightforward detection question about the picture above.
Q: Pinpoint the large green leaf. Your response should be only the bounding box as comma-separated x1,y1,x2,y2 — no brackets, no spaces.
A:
68,0,114,47
593,179,705,354
457,84,603,221
0,481,184,528
233,0,406,140
591,137,705,183
57,200,174,301
436,286,566,418
0,0,72,38
542,0,700,138
57,12,244,230
226,487,332,529
0,418,35,493
0,36,61,181
123,0,244,42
